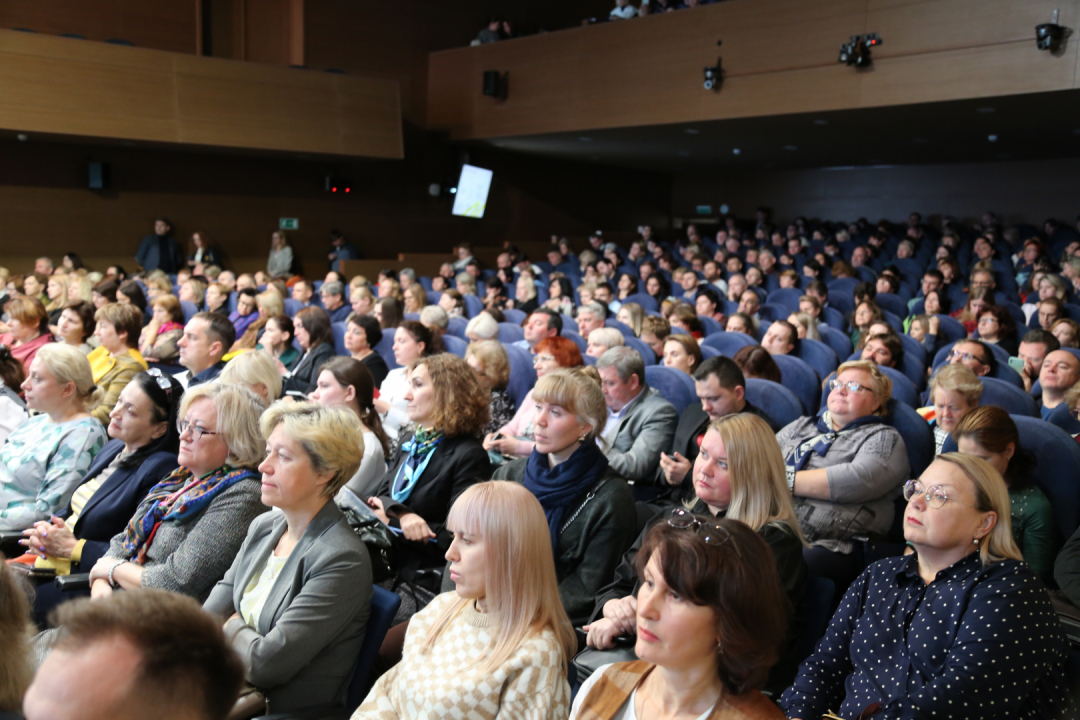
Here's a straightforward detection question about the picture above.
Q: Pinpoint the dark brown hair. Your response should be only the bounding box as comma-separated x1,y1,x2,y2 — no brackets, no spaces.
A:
319,356,390,458
636,517,789,694
409,352,490,437
398,320,444,356
62,300,97,343
732,345,782,384
295,306,333,350
952,405,1036,491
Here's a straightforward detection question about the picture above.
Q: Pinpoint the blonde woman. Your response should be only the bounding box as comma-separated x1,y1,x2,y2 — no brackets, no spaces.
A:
465,340,514,436
351,285,377,317
204,403,370,715
586,327,624,359
219,350,283,404
782,454,1073,719
787,311,821,341
179,277,208,310
267,230,294,278
455,273,478,297
45,272,69,325
917,363,982,455
403,284,427,314
615,302,644,337
511,275,539,314
67,275,94,305
355,481,577,720
586,413,807,695
232,290,286,352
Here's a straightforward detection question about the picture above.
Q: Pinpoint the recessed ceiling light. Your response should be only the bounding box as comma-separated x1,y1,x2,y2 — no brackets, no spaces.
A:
812,119,829,125
976,107,996,113
578,136,592,142
783,145,798,151
732,148,741,155
988,134,998,142
684,128,699,135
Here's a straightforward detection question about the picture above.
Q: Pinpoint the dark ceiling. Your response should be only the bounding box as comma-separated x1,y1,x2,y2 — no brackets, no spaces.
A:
479,89,1080,173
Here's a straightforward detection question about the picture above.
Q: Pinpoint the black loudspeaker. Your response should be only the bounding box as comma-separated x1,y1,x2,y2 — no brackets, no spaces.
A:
88,161,109,190
482,70,505,98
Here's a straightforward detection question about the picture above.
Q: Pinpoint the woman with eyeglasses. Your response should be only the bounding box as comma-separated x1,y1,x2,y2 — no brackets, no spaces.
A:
917,363,983,456
953,406,1057,583
483,336,584,463
87,383,269,602
781,453,1073,720
572,516,790,720
586,413,807,695
19,369,182,621
975,305,1018,356
776,360,909,589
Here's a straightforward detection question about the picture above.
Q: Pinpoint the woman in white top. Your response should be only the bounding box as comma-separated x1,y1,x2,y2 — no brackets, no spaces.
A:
374,321,442,442
354,480,576,719
267,230,294,279
310,356,390,500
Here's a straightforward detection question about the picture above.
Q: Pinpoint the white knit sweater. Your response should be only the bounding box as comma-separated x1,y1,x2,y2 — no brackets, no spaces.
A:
353,592,570,720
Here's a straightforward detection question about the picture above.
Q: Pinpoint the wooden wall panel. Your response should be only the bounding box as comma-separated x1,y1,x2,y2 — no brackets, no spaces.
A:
0,29,402,159
0,0,196,54
428,0,1080,139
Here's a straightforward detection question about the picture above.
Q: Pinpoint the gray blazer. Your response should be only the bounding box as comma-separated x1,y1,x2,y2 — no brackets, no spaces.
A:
105,475,268,602
203,501,373,714
605,385,679,482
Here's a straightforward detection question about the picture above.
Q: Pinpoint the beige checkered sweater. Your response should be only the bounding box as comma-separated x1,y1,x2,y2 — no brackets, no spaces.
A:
353,592,571,720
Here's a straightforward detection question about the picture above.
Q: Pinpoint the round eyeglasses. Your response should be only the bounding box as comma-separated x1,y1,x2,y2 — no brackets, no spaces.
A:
666,508,732,547
903,479,978,510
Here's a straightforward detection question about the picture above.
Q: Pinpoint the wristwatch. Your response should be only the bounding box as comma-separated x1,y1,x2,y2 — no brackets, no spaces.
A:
786,466,796,493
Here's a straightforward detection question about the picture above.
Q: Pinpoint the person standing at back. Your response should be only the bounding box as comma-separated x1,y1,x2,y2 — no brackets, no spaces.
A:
135,218,185,275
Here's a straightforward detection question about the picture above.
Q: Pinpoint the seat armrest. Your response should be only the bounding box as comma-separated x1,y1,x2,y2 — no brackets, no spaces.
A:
56,573,92,591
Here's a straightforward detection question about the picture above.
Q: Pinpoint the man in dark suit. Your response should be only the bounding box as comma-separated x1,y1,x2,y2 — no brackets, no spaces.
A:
656,356,778,493
135,217,185,274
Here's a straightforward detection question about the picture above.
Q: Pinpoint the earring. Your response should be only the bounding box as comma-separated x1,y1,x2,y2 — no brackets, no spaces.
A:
578,435,588,443
973,536,981,545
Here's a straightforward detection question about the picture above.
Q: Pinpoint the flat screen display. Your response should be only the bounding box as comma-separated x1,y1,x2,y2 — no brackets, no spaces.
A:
451,164,493,218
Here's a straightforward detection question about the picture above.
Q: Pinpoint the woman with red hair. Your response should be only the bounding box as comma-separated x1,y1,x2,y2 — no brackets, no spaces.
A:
483,336,583,464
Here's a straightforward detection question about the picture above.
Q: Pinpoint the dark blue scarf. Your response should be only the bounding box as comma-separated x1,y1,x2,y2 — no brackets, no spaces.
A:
523,441,609,551
785,409,884,472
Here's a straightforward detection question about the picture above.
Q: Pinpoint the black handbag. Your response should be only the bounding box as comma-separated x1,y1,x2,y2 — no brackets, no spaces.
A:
339,505,397,582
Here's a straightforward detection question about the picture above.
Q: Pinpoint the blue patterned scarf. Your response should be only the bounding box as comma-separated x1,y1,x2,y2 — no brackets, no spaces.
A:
391,427,445,504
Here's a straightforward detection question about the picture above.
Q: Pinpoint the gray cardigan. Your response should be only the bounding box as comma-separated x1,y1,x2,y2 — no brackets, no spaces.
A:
204,501,373,714
776,415,909,553
105,476,268,601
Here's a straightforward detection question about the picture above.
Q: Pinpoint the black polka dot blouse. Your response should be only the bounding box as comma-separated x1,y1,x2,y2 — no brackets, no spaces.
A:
780,553,1076,719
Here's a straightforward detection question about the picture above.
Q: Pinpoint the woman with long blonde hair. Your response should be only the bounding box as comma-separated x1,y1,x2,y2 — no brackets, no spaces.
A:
355,481,576,719
586,412,807,695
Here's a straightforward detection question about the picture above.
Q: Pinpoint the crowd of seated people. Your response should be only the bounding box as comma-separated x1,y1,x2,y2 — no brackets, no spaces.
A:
3,210,1080,717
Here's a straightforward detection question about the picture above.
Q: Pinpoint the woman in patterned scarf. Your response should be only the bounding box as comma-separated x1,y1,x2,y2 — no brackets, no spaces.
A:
88,383,269,602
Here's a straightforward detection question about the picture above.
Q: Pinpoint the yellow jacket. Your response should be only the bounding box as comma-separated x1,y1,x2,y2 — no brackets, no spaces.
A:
87,346,148,425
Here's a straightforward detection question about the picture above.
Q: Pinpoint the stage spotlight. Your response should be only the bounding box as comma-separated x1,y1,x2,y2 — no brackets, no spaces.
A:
839,33,880,68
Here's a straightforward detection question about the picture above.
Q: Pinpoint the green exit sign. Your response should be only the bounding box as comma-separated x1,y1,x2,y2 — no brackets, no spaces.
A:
279,218,299,230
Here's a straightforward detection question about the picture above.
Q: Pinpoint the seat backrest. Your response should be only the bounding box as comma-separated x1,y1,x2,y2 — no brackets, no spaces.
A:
498,322,525,344
758,303,788,323
882,310,904,334
622,293,658,312
426,290,442,305
700,344,721,359
875,293,907,320
978,376,1037,417
701,331,758,357
643,366,696,415
899,333,927,366
180,300,198,323
822,306,846,330
884,399,933,479
798,338,839,379
1046,401,1080,436
283,298,302,318
346,586,402,711
793,575,836,667
374,333,399,371
332,322,347,356
817,325,853,361
744,379,804,429
773,354,820,415
625,336,657,365
502,344,537,410
442,334,468,358
463,294,483,319
933,314,966,344
699,316,723,337
766,288,803,314
446,316,468,339
605,318,636,339
562,330,587,354
502,308,526,325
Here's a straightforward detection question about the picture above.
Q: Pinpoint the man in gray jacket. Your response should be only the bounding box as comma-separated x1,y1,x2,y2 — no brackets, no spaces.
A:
595,347,678,484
